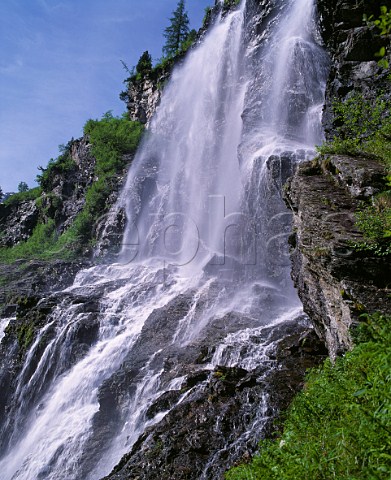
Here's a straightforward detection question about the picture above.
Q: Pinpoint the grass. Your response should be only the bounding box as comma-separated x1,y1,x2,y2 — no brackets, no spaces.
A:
226,313,391,480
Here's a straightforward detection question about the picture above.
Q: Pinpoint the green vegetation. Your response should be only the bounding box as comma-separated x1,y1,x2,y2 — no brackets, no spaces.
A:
364,5,391,68
226,313,391,480
353,192,391,256
317,92,391,165
223,0,241,10
317,92,391,256
0,113,143,262
3,187,42,207
0,220,57,263
17,181,29,193
36,140,76,192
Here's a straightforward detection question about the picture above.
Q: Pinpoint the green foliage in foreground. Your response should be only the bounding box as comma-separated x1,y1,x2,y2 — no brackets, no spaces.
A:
226,313,391,480
317,92,391,255
0,113,143,262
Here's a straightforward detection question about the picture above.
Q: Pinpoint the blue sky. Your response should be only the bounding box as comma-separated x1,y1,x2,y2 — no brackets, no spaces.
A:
0,0,211,192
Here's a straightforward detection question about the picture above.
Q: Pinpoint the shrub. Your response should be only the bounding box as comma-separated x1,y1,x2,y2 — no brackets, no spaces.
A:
0,113,143,262
0,220,57,262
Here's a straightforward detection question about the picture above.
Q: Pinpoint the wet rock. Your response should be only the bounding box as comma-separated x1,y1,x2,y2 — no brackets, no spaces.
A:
0,259,90,310
0,287,101,455
102,319,326,480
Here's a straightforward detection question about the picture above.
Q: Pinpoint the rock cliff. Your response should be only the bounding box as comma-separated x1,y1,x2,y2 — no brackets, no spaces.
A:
285,155,391,358
285,0,391,357
317,0,390,138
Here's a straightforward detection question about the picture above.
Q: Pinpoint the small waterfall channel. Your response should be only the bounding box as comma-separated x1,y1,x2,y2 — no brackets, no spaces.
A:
0,0,329,478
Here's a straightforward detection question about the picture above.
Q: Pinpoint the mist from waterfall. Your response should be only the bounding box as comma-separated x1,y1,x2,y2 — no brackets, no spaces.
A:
0,0,329,478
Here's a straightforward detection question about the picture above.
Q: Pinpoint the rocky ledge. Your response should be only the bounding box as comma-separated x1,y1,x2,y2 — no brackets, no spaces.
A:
0,259,90,316
284,154,391,358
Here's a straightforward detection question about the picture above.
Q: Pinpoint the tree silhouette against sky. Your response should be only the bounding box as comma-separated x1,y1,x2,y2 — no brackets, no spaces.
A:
163,0,190,57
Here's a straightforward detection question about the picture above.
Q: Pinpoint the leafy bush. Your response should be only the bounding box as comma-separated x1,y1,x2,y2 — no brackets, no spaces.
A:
136,51,153,76
364,5,391,68
352,192,391,256
84,111,143,171
58,112,144,249
226,313,391,480
17,181,29,193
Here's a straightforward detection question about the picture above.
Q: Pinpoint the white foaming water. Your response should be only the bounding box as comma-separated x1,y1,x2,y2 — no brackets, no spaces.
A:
0,318,12,343
0,0,329,478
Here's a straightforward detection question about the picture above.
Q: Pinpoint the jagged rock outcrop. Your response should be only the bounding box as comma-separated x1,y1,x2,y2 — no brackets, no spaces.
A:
285,155,391,358
317,0,391,138
125,74,169,125
41,137,96,232
0,201,39,248
0,259,90,314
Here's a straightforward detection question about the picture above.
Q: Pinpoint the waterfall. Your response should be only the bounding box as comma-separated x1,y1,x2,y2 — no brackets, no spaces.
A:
0,0,329,479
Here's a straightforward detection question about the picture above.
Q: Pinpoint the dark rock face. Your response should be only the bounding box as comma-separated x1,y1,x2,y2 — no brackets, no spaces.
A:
0,201,39,248
316,0,391,138
102,320,326,480
48,137,96,233
0,259,90,311
281,0,391,358
284,155,391,358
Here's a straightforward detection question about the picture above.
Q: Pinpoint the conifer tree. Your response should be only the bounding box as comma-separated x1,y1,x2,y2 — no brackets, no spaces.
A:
136,51,153,76
18,181,28,193
163,0,190,57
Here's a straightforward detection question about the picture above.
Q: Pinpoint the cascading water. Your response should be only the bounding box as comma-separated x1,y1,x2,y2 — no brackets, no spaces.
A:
0,0,329,478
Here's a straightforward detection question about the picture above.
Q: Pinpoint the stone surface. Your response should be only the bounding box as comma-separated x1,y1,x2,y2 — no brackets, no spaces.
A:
0,259,90,312
0,201,39,248
284,155,391,358
317,0,391,139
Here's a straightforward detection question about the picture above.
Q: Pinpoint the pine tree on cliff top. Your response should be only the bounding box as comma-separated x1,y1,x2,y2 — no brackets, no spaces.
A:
163,0,190,57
